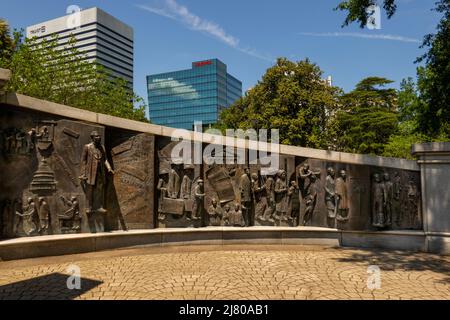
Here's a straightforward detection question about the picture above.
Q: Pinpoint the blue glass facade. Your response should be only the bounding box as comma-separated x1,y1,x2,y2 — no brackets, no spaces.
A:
147,59,242,130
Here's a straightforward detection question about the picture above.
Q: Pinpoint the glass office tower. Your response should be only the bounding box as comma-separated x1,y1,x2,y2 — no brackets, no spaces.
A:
147,59,242,130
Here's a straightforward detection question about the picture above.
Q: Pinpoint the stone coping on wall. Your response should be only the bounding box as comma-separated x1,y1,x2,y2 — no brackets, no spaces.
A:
0,227,432,261
0,68,11,89
411,142,450,155
0,92,419,171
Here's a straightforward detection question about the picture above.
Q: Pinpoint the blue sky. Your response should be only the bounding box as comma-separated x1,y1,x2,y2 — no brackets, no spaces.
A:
0,0,441,100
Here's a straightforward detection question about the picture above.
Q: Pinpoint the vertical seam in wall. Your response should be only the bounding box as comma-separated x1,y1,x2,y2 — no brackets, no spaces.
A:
93,236,98,252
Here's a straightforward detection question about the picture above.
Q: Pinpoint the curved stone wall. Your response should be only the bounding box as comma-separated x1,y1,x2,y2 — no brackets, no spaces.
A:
0,93,422,241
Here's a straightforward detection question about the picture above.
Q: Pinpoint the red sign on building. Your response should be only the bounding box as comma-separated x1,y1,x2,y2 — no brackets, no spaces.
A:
194,60,212,67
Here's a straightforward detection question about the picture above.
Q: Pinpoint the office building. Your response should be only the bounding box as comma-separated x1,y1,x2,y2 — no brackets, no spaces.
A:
147,59,242,130
26,7,133,87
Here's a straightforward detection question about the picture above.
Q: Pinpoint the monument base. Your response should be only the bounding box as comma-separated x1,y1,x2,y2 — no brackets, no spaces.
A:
426,233,450,254
0,227,438,261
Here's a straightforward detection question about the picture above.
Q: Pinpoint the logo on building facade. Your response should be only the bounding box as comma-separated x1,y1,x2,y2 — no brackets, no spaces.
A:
194,60,212,67
29,26,46,36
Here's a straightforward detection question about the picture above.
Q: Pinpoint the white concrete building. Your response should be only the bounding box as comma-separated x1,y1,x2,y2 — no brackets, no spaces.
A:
26,7,133,88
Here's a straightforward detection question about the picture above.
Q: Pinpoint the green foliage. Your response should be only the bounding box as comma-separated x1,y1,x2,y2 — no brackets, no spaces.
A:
382,121,428,159
335,0,397,27
397,77,421,123
334,77,398,155
216,58,341,148
335,0,450,139
1,29,147,123
0,18,18,65
383,73,449,159
414,0,450,137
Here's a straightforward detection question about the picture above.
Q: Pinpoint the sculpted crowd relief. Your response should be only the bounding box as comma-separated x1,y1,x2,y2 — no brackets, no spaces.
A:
371,172,421,229
153,142,424,231
155,140,202,227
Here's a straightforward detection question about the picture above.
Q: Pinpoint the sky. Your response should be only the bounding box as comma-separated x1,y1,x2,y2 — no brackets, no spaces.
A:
0,0,442,101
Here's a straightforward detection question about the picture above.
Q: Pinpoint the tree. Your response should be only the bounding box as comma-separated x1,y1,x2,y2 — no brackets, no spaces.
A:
335,0,450,138
0,19,16,64
382,75,448,159
415,0,450,137
335,0,397,27
1,30,148,122
382,79,425,158
334,77,398,155
216,58,341,148
397,77,421,123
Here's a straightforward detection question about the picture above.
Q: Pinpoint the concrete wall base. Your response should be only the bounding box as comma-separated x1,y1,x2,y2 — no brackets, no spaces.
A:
0,227,439,261
426,233,450,254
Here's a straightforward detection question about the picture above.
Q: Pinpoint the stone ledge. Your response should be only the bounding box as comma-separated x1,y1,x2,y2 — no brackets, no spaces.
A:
412,142,450,155
0,227,436,261
0,68,11,81
341,230,426,252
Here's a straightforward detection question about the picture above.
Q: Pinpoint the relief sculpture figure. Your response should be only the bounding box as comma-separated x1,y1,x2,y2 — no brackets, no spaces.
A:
302,174,318,226
239,168,253,227
208,198,223,226
79,131,114,215
180,169,192,200
335,170,349,222
15,198,38,236
383,173,393,226
372,172,396,228
262,173,276,223
393,172,402,226
192,179,205,221
157,170,169,221
167,166,181,199
298,162,321,196
324,167,336,219
251,172,266,222
38,197,50,235
230,203,244,227
222,204,231,226
274,170,288,222
59,195,81,233
287,180,300,226
372,173,385,227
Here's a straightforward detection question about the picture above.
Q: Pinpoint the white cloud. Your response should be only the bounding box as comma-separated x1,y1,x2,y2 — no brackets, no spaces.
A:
136,4,176,19
299,32,421,43
136,1,272,61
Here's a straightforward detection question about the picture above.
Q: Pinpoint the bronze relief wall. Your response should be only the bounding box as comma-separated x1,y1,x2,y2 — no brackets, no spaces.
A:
0,105,423,239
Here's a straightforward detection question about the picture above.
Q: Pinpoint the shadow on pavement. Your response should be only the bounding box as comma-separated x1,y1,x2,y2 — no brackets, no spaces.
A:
0,272,103,300
335,248,450,284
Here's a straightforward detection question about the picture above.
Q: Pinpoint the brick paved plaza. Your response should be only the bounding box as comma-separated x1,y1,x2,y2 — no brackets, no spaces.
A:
0,245,449,300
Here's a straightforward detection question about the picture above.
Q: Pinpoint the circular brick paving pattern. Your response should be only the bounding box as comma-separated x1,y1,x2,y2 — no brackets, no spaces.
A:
0,245,449,300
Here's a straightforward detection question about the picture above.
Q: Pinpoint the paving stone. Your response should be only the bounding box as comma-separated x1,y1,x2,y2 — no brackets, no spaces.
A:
0,245,448,300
